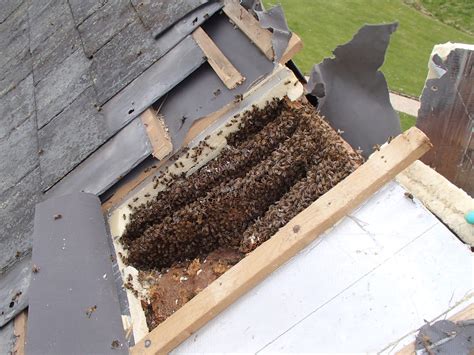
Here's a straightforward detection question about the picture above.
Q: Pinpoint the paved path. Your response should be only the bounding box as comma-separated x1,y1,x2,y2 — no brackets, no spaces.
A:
389,92,420,117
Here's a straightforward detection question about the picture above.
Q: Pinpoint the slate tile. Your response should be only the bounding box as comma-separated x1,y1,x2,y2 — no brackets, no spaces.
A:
0,0,23,23
0,46,31,97
27,0,55,19
31,24,81,84
68,0,108,25
38,87,108,189
0,168,41,271
131,0,208,36
91,20,164,104
28,0,75,53
0,117,38,193
0,2,29,70
78,0,136,57
0,74,34,140
35,49,91,129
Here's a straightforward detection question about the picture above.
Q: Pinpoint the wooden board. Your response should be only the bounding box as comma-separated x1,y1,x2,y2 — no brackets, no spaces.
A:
222,0,274,61
280,33,303,64
130,127,432,354
140,108,173,160
192,27,245,89
417,45,473,195
12,310,27,355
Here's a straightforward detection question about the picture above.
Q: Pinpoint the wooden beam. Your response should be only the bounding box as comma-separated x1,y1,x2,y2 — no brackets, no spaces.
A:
131,127,432,354
223,0,274,60
396,303,474,355
280,33,303,64
140,108,173,160
193,27,245,89
13,310,28,355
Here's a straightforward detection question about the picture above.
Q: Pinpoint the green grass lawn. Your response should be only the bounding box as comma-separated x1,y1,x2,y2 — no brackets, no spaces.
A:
263,0,474,97
398,111,417,131
406,0,473,34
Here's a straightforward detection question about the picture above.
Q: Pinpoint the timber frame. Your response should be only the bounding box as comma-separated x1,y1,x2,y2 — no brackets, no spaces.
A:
126,127,431,354
100,3,432,352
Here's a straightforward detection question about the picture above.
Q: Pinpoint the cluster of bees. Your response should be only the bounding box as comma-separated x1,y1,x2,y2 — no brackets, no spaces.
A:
122,98,363,270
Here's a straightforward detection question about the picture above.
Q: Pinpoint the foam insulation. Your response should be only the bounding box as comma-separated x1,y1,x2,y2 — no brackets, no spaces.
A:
396,160,474,246
307,23,401,158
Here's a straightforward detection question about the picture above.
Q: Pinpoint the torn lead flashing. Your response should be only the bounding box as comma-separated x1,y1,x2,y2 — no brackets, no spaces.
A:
307,23,401,158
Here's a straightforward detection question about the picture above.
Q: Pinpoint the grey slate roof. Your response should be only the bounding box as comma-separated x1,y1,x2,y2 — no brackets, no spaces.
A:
0,0,214,314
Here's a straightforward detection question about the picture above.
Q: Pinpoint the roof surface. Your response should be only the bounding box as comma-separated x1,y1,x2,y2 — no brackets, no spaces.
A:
0,0,211,304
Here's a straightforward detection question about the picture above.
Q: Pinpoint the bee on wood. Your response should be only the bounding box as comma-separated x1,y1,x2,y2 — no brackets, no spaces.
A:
372,144,381,151
32,264,40,273
233,94,243,103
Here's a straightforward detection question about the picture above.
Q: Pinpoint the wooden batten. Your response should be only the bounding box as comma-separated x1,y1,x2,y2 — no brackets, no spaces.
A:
140,108,173,160
13,310,28,355
223,0,274,61
280,33,303,64
131,127,432,354
193,27,245,89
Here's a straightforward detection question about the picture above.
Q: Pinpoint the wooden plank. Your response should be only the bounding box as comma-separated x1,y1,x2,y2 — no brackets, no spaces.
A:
222,0,274,60
13,310,27,355
130,127,432,354
140,108,173,160
417,45,473,195
396,303,474,355
280,33,303,64
193,27,245,89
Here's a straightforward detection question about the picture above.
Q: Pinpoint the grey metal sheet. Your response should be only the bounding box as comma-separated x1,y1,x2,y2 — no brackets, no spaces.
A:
103,35,205,135
102,1,222,133
0,256,31,328
415,320,474,354
0,318,15,355
307,23,401,158
26,192,128,354
157,13,274,150
46,118,152,197
255,5,291,63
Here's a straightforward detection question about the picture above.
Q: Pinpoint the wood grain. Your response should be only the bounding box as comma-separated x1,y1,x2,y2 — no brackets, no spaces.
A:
140,108,173,160
223,0,274,60
280,33,303,64
131,127,432,354
12,310,28,355
193,27,245,89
